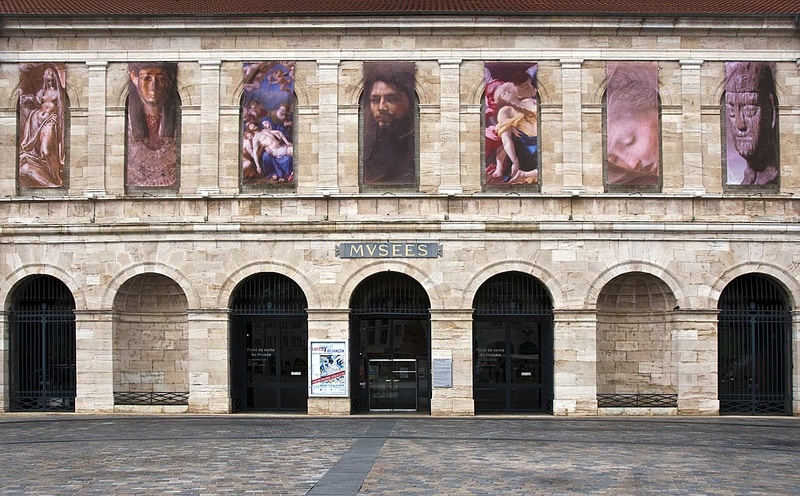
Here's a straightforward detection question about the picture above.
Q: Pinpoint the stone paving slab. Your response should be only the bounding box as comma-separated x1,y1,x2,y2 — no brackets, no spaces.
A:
0,415,797,495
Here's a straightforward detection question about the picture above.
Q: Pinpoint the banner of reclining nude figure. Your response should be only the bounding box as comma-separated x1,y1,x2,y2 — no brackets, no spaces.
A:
484,62,539,188
241,61,295,187
724,62,779,188
604,62,661,188
18,63,69,189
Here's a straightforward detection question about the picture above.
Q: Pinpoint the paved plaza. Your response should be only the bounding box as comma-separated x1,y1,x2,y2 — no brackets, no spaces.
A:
0,414,798,495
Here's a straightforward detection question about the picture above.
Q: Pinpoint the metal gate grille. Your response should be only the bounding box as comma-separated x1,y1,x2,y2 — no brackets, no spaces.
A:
10,276,76,412
474,271,553,316
718,274,791,415
230,273,308,316
350,272,430,315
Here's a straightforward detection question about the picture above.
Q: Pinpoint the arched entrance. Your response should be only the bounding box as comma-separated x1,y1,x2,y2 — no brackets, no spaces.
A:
473,272,553,413
112,273,189,407
230,273,308,412
718,274,792,415
349,272,431,413
596,272,678,408
9,275,76,411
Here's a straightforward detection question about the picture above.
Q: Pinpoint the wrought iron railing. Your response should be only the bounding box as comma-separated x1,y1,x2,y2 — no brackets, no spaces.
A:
114,392,189,406
597,394,678,408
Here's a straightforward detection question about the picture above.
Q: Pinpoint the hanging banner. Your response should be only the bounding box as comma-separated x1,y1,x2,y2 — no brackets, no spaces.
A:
241,61,295,187
484,62,540,186
309,340,348,397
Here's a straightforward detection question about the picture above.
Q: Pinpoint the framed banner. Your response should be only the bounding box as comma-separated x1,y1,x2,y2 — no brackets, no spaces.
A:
309,339,348,397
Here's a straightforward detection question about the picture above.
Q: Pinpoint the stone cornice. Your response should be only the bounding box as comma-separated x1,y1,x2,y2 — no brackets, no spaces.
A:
1,15,797,37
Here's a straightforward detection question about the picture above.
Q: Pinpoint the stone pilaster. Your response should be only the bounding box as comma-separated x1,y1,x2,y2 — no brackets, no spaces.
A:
560,59,585,193
792,310,800,415
552,309,597,415
187,309,229,413
74,309,114,413
673,310,719,415
306,308,350,415
85,61,108,198
197,60,221,196
680,60,706,195
430,309,473,416
0,312,8,412
316,60,340,195
438,59,463,195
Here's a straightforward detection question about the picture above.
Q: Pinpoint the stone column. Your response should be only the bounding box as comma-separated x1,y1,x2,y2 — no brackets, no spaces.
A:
552,309,597,415
673,310,719,415
430,309,473,416
74,309,114,413
188,309,229,413
197,60,222,196
307,309,350,415
680,60,706,195
560,59,585,194
85,61,108,198
438,59,463,195
316,60,340,195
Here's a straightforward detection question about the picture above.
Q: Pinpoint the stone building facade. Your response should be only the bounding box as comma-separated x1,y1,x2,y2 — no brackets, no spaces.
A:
0,3,799,416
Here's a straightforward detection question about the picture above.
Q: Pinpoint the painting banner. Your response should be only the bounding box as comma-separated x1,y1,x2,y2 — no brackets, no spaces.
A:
484,62,539,186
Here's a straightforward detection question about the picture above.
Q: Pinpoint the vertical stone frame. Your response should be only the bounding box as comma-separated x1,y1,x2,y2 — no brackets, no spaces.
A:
721,62,780,191
240,62,296,190
603,62,662,192
17,63,69,190
125,62,181,191
483,62,541,190
359,62,418,190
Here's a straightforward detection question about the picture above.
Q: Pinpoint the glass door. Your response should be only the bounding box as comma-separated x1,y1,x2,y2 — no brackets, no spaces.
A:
368,359,417,411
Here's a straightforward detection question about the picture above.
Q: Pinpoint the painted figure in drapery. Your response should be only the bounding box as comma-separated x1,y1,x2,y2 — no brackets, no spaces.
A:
18,63,68,188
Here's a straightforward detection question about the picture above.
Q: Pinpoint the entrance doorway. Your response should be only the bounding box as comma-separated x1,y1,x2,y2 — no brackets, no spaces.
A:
9,275,76,412
350,273,431,413
230,273,308,412
718,274,792,415
473,272,554,413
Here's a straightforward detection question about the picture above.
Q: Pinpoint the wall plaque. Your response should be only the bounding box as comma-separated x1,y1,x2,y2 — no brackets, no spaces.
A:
432,357,453,388
336,242,442,258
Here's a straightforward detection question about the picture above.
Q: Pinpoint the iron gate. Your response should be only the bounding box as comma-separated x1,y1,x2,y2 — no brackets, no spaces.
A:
229,273,308,412
10,276,76,412
718,274,792,415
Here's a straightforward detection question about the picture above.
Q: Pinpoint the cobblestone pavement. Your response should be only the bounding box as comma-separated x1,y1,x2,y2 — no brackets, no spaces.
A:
0,415,798,495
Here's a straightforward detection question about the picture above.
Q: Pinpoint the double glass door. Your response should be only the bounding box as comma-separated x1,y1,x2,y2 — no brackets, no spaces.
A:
369,359,417,411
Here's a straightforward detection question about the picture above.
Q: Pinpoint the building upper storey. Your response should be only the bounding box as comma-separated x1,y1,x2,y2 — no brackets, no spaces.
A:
0,0,798,225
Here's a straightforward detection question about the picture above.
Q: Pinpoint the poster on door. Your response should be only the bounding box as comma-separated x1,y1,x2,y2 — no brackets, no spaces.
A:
309,340,348,397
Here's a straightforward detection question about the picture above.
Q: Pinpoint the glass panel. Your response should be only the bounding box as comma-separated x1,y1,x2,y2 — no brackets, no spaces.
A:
509,321,541,384
474,321,506,385
246,321,278,409
393,360,417,410
368,359,417,411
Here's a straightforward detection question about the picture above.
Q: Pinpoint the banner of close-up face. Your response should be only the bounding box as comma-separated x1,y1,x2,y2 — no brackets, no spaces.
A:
241,61,295,187
361,61,416,187
605,62,660,187
484,62,540,186
724,62,779,187
18,63,68,188
126,62,179,188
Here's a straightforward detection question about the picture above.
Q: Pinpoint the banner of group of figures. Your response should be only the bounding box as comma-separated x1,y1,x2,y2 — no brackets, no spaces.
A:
17,60,779,189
